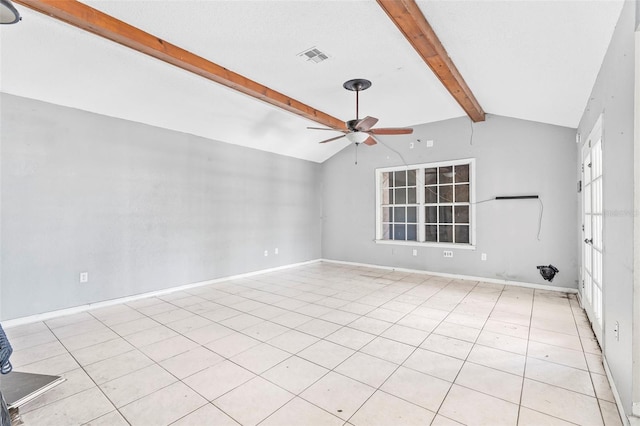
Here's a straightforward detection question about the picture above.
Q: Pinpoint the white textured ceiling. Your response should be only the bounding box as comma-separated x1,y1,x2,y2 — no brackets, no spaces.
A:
0,0,624,162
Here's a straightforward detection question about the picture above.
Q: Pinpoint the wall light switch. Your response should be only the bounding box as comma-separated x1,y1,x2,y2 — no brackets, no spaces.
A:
412,249,417,256
409,142,415,149
481,253,487,261
80,272,89,283
426,140,434,148
264,250,268,257
275,248,279,255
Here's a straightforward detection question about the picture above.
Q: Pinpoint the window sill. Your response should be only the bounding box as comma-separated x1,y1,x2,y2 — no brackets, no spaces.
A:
374,240,476,250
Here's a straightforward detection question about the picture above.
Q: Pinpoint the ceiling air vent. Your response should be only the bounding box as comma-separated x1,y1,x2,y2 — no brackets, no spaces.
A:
298,47,329,64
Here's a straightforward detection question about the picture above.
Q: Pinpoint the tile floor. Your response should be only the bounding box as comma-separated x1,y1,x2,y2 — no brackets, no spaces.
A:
5,262,623,426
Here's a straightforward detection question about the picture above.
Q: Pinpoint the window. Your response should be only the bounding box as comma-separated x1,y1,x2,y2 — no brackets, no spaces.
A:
376,159,475,246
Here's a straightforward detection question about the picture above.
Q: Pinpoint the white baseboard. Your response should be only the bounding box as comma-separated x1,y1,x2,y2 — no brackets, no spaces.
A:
3,259,321,329
603,356,632,426
320,259,578,294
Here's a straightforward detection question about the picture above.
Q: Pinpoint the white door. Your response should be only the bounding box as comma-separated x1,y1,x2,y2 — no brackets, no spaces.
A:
582,117,603,344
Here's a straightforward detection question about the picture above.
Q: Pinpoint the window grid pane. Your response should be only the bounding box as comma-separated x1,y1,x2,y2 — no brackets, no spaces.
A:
380,161,472,245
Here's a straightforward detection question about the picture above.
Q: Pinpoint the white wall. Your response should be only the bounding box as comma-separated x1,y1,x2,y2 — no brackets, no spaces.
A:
321,114,578,289
577,0,637,417
0,94,322,321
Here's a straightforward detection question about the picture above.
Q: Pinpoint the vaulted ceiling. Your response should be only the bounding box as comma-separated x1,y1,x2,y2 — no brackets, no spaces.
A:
0,0,624,162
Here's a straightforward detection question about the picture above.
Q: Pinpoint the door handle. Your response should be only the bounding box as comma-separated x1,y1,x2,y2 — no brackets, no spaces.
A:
584,238,593,244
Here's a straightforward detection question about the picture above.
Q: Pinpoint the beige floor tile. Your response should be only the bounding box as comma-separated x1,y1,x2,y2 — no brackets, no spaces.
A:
396,313,441,332
58,328,121,351
84,410,130,426
109,317,159,336
200,306,243,322
350,390,435,426
220,313,265,331
85,349,154,384
446,312,487,329
599,399,623,426
204,332,261,358
489,310,532,327
20,387,114,426
262,355,329,394
339,302,376,315
230,343,290,374
585,353,606,375
241,321,289,341
403,348,463,382
270,311,313,328
411,306,450,321
525,357,594,396
521,379,603,425
581,336,602,355
431,414,464,425
380,366,451,412
119,381,206,426
214,377,294,426
298,340,355,369
455,362,523,403
139,335,199,362
483,319,530,339
159,346,224,379
72,337,135,366
20,368,96,413
434,321,481,342
250,305,289,320
151,308,196,325
440,384,519,426
9,329,58,351
260,396,343,426
4,321,49,339
301,372,375,421
320,309,360,325
420,334,473,360
100,364,177,407
45,312,96,329
591,373,616,402
517,407,575,425
296,318,342,338
183,322,235,345
183,360,255,401
529,327,583,351
165,315,213,334
477,330,529,355
171,403,240,426
467,345,526,376
348,317,393,335
267,329,319,353
124,325,179,348
366,307,405,322
527,341,587,370
335,352,398,388
360,336,414,364
19,352,79,376
326,327,376,350
381,324,429,346
10,340,68,368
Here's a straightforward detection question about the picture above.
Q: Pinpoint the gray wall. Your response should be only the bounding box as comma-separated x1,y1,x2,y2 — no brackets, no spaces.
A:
321,114,578,289
577,0,636,415
0,94,322,321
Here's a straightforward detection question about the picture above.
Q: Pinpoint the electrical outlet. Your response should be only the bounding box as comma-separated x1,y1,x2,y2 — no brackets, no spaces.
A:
426,140,434,148
614,321,619,340
443,250,453,258
264,250,268,257
275,248,279,255
412,249,417,256
80,272,89,283
481,253,487,261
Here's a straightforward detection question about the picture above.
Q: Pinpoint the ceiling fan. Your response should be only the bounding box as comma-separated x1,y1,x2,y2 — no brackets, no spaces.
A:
308,79,413,146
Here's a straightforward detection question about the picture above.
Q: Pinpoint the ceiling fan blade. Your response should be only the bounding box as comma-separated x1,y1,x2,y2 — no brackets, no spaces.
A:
319,134,347,144
369,127,414,135
363,136,377,146
307,126,347,132
355,116,379,131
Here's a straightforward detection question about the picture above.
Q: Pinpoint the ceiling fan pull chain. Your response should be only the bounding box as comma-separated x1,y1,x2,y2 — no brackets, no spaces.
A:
355,142,359,165
355,89,359,120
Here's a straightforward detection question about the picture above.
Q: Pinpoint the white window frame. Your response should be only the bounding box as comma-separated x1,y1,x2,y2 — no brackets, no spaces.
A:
375,158,476,250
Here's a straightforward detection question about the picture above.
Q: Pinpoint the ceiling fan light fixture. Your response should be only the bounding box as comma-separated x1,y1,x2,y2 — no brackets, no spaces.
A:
346,132,369,144
0,0,21,24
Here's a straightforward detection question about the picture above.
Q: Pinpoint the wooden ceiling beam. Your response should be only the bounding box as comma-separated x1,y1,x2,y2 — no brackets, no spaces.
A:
376,0,485,122
14,0,347,131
